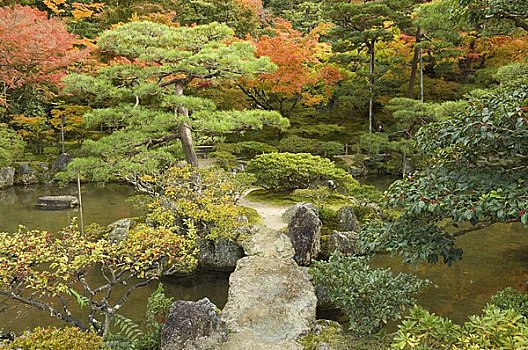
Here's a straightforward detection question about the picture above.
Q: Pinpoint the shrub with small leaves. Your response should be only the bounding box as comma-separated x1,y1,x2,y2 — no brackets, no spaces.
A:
392,305,528,349
311,253,428,336
247,152,358,193
4,327,105,350
490,287,528,317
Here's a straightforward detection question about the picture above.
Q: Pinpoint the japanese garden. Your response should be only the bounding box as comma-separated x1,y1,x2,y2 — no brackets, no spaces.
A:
0,0,527,349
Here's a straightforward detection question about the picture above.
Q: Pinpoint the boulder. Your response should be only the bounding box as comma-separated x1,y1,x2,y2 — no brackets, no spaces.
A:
321,231,358,257
51,153,73,172
14,162,50,185
0,167,15,189
198,238,245,272
286,203,321,266
282,202,317,223
314,284,338,311
336,206,360,232
107,218,134,243
36,195,79,210
161,298,227,350
221,256,317,348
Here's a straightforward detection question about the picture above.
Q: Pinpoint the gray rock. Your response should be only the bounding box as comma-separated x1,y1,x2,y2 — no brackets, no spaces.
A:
287,204,322,266
107,218,134,243
349,165,367,178
314,284,336,311
220,256,316,349
198,238,245,272
14,162,51,185
242,226,295,259
282,202,317,223
36,195,79,210
337,206,360,232
51,153,73,172
321,231,358,257
15,163,39,185
0,167,15,189
161,298,227,350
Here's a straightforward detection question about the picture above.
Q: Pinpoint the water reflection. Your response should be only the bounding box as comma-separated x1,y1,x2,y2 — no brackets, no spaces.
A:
0,183,229,333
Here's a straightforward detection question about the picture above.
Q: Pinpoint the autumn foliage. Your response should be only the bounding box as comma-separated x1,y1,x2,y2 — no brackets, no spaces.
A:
0,5,84,106
241,19,342,113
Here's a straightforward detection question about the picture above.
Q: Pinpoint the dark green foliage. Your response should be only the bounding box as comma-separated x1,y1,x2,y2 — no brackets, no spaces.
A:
278,135,344,157
359,74,528,265
311,253,428,335
214,141,278,159
0,123,25,166
246,152,359,193
490,288,528,317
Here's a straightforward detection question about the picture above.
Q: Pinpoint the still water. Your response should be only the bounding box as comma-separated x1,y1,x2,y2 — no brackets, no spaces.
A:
361,176,528,324
0,183,229,333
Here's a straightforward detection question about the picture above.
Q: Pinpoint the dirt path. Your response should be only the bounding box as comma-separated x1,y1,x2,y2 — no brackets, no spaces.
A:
238,194,289,231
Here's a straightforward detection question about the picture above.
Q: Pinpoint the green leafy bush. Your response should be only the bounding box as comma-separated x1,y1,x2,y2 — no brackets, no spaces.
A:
246,152,358,193
4,327,105,350
209,151,238,170
311,254,428,336
0,123,25,167
490,287,528,317
214,141,277,159
392,305,528,349
278,135,344,157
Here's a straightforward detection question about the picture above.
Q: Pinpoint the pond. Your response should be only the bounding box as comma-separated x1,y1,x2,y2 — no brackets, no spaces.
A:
0,183,229,333
361,176,528,324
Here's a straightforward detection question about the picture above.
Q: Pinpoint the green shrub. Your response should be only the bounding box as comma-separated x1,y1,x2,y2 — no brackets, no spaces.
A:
278,135,344,157
311,254,428,336
246,152,359,193
5,327,105,350
392,305,528,349
318,206,339,233
490,287,528,317
0,123,25,167
209,151,237,170
214,141,277,159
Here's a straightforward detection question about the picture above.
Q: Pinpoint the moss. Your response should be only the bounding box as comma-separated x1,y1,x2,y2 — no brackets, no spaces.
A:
300,320,349,350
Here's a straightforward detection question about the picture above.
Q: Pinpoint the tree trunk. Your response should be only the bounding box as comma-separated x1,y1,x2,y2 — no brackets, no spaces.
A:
176,83,198,167
406,27,422,98
461,38,477,83
368,41,375,134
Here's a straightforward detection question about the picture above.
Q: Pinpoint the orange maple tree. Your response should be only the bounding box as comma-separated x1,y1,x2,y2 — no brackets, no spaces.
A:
0,5,84,107
239,19,342,116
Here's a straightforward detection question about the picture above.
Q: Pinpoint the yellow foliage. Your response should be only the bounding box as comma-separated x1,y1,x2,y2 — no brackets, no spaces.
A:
43,0,68,15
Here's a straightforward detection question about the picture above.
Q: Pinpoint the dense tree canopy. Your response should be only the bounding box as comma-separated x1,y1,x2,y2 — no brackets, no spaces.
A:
360,64,528,264
63,20,288,177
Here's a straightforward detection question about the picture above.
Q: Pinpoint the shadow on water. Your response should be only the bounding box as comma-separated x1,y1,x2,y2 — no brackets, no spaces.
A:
0,183,229,333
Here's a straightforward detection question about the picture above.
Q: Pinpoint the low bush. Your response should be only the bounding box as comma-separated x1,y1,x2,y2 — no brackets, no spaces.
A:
214,141,277,159
4,327,105,350
311,253,428,336
392,305,528,349
490,287,528,317
278,135,344,157
246,152,358,193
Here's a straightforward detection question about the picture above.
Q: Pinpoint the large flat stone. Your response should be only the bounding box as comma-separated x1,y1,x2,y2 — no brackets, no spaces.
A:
36,195,79,210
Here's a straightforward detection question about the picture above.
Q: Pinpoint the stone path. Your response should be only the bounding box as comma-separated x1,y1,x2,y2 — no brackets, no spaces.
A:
219,226,317,350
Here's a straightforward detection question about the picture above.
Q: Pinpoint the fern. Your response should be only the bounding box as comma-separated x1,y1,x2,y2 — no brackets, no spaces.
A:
109,283,174,350
113,314,145,349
